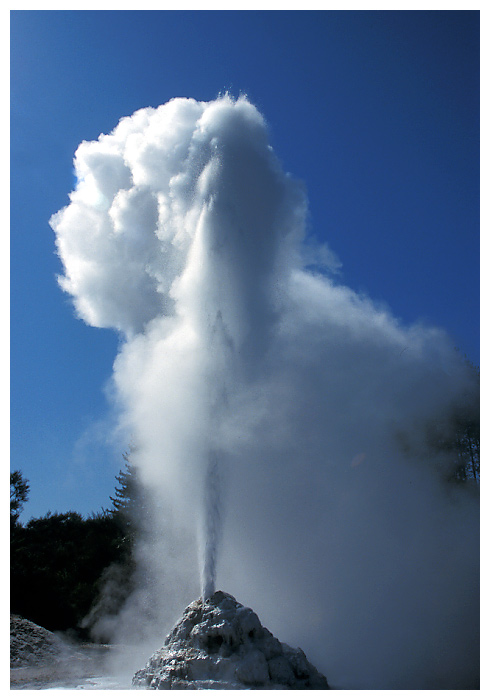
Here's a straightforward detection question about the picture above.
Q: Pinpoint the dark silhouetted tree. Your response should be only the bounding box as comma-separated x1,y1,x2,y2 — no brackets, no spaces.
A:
10,510,126,634
448,365,479,483
424,359,479,484
396,357,479,485
10,470,29,526
110,452,142,532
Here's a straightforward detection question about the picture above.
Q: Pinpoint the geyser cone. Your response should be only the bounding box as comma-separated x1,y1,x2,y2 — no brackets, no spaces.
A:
132,591,330,689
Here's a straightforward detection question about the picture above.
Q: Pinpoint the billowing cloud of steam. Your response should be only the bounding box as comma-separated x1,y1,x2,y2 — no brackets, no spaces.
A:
51,95,479,689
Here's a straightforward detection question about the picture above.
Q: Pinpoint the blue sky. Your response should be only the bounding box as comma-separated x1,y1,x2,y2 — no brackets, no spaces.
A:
10,10,479,521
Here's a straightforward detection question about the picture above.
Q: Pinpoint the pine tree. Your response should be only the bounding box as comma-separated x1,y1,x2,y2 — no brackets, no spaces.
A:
109,451,152,546
110,452,141,532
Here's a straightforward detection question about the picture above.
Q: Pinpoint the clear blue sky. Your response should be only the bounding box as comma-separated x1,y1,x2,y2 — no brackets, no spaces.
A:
10,10,480,521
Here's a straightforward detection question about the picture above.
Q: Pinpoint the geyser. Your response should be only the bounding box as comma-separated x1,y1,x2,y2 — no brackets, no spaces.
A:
51,95,479,689
132,591,330,689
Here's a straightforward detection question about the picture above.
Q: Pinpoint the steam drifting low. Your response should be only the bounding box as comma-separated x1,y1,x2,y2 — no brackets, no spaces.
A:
51,95,479,689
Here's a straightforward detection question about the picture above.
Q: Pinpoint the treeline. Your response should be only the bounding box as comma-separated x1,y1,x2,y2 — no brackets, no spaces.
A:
10,456,138,639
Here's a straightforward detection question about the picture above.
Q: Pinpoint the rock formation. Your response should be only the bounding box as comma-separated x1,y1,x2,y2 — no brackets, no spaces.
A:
132,591,329,689
10,615,69,668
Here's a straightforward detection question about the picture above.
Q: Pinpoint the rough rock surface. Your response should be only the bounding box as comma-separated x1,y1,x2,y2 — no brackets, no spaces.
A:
132,591,329,689
10,615,118,689
10,614,69,668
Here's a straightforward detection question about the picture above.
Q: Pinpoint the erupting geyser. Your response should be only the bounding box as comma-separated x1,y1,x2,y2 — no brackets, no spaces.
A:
51,95,479,689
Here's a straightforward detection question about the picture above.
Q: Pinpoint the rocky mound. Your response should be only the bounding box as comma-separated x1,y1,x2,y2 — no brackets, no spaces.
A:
132,591,329,689
10,615,68,668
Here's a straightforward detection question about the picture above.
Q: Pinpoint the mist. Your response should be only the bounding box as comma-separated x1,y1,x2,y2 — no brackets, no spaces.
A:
50,95,479,689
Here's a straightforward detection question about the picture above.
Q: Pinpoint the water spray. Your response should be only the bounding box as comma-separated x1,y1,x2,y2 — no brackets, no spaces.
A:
51,95,479,689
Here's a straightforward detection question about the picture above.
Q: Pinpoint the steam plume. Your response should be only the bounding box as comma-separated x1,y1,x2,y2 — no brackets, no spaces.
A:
51,95,479,689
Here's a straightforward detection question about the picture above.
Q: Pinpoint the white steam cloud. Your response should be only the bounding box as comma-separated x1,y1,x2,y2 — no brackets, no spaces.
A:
51,95,479,689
